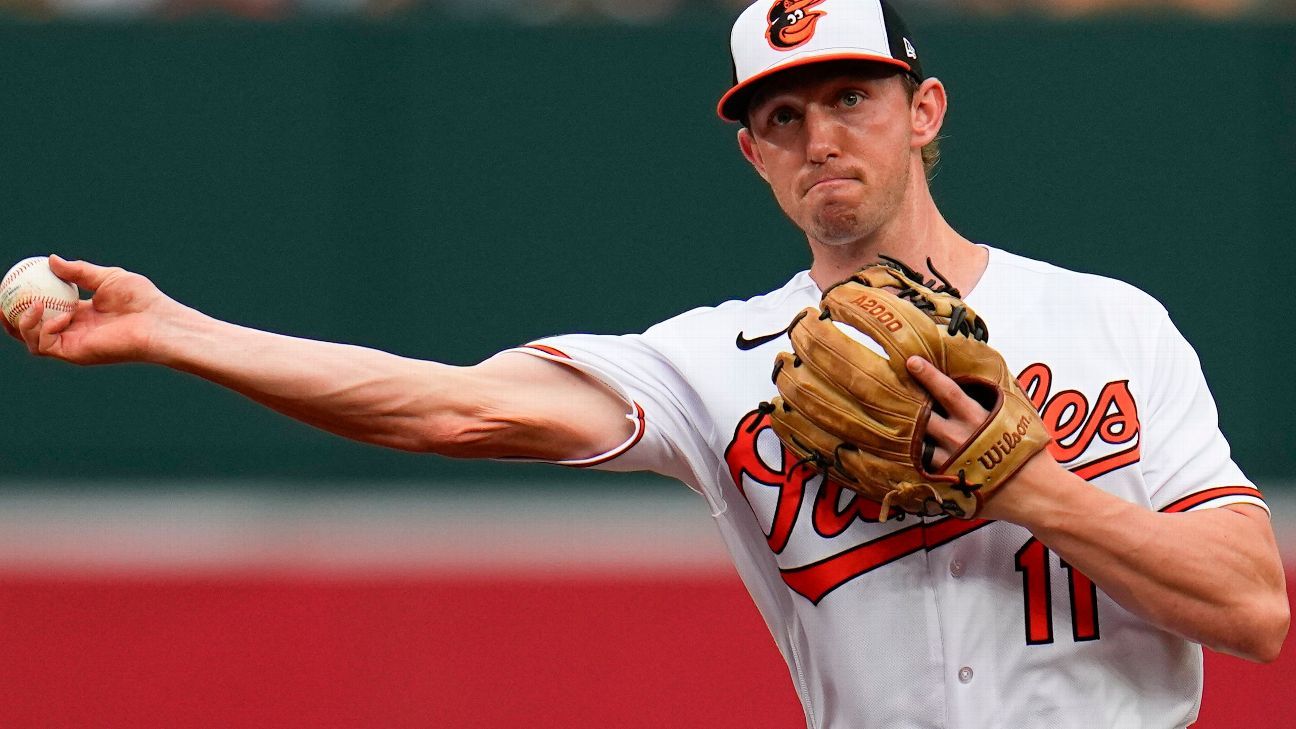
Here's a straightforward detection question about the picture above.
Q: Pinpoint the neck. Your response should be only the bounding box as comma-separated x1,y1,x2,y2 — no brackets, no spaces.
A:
806,179,987,296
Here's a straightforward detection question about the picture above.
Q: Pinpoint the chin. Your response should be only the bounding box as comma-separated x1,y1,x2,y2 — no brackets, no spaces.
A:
811,209,876,246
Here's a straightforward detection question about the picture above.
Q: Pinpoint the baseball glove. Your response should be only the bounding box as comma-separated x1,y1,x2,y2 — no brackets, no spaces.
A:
763,257,1050,520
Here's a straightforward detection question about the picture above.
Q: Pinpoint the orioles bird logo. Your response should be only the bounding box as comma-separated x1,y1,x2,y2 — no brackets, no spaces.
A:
766,0,828,51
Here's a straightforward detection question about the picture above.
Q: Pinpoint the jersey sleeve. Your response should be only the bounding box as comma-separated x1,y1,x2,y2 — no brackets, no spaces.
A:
502,333,715,493
1140,312,1266,514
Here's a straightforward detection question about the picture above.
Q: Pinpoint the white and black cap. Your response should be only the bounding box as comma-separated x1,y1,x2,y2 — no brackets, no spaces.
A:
718,0,925,122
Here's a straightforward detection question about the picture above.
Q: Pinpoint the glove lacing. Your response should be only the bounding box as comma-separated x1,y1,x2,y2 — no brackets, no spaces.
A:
878,481,935,523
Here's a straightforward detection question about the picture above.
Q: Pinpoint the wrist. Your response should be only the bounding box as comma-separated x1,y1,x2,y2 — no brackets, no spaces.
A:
145,301,215,368
978,451,1069,526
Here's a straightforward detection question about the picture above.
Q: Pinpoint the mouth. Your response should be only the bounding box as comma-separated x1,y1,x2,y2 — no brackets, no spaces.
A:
805,177,859,196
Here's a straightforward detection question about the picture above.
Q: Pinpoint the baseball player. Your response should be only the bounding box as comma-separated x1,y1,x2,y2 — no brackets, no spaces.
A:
5,1,1288,727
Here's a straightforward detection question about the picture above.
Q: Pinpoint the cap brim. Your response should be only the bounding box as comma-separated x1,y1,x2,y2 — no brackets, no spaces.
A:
717,52,913,123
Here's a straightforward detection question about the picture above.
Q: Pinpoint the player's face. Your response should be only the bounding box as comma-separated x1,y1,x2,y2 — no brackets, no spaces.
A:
739,67,921,248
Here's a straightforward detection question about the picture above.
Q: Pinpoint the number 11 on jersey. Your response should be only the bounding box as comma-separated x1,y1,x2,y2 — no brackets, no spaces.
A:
1015,537,1101,645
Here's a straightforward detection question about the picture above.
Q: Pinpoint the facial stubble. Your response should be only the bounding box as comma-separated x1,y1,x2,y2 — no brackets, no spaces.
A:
806,156,911,248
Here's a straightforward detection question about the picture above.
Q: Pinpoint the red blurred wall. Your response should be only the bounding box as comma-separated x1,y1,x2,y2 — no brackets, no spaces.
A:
0,570,1289,728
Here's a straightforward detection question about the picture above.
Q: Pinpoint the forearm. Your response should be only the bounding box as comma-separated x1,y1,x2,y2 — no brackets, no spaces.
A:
9,258,630,459
992,458,1289,662
149,305,467,452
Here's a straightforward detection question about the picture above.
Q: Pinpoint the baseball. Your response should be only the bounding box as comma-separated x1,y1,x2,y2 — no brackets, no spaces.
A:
1,256,80,328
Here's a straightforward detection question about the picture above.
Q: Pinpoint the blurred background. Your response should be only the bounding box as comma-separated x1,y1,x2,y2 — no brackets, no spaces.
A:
1,0,1295,21
0,0,1292,727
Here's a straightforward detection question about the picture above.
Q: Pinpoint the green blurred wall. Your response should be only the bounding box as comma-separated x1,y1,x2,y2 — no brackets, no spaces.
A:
0,19,1292,484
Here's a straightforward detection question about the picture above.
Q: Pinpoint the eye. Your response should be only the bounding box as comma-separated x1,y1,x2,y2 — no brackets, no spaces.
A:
769,107,797,127
840,91,864,107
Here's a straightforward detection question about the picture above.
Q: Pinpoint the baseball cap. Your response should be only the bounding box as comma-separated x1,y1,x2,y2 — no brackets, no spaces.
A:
718,0,925,123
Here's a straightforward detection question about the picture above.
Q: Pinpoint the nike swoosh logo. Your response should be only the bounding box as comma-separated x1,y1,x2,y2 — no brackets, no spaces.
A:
735,329,787,351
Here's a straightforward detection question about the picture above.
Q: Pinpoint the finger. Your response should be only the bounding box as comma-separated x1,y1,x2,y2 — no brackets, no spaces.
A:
1,311,17,340
920,415,955,469
926,443,952,470
44,308,75,336
925,410,961,448
906,356,984,422
19,300,45,353
48,254,115,292
36,320,65,357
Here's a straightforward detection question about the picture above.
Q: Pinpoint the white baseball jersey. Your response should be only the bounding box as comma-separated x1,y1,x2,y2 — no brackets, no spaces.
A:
508,245,1266,729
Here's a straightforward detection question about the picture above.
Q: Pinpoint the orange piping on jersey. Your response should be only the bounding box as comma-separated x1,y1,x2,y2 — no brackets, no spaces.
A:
1160,485,1265,514
522,344,570,359
563,402,647,469
515,344,646,468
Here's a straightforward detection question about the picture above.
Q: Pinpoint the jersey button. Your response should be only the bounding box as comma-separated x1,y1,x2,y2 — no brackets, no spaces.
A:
958,666,974,684
949,560,964,578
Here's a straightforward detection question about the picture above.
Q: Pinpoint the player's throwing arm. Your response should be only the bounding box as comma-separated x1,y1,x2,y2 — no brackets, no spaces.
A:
2,255,635,461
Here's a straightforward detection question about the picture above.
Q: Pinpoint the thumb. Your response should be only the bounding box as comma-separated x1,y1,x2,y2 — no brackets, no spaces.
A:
48,254,117,292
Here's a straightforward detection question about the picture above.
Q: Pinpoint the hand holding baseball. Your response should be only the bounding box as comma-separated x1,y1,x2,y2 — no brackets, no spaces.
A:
3,255,181,365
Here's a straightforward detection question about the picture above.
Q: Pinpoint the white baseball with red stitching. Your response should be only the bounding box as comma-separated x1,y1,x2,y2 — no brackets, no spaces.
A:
1,256,79,327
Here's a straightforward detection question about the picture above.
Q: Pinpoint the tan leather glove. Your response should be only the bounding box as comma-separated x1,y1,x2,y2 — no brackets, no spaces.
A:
766,258,1050,520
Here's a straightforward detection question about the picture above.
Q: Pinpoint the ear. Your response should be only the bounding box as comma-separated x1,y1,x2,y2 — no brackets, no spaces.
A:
737,127,770,183
910,77,947,149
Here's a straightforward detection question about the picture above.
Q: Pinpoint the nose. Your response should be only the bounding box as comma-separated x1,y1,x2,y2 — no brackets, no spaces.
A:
803,103,841,165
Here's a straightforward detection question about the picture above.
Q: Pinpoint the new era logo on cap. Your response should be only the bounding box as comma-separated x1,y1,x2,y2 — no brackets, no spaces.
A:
718,0,925,122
